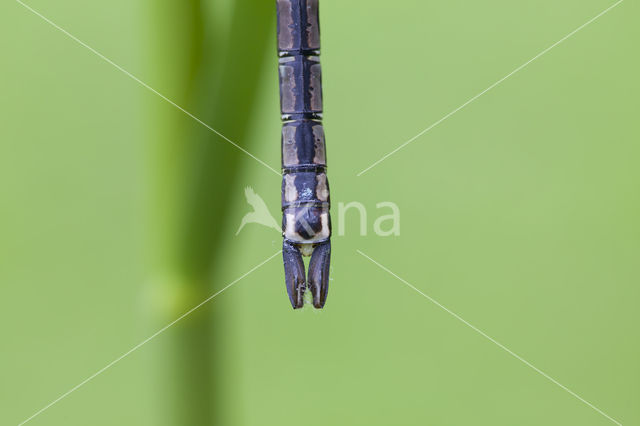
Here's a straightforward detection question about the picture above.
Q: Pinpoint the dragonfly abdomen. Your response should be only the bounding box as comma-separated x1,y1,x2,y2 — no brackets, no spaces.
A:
277,0,331,309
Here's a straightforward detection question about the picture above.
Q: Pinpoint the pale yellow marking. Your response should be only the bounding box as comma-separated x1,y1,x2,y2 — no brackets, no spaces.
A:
309,64,322,111
284,175,298,202
300,244,314,257
282,126,298,166
279,65,296,113
312,125,326,164
277,0,294,50
316,174,329,201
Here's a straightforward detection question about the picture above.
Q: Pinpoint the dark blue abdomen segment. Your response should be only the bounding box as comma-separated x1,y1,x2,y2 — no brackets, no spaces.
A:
277,0,320,53
282,205,330,241
281,171,330,208
282,119,326,169
281,171,331,243
278,55,323,116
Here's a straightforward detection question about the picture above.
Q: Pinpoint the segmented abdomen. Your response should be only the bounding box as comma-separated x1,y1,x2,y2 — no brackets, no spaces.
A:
277,0,331,245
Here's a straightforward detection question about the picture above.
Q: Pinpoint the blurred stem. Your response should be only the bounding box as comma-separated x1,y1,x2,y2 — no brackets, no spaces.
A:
146,1,274,425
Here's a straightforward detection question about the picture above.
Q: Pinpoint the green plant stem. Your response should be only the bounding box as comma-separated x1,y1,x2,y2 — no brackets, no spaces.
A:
146,1,274,425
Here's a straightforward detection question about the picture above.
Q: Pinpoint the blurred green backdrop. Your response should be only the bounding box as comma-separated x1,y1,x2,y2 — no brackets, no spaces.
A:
1,0,638,425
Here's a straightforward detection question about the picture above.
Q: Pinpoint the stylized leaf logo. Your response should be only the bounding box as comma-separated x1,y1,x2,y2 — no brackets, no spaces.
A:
236,187,281,235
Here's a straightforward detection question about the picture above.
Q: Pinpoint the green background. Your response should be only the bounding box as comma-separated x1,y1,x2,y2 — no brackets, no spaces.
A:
1,0,638,425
